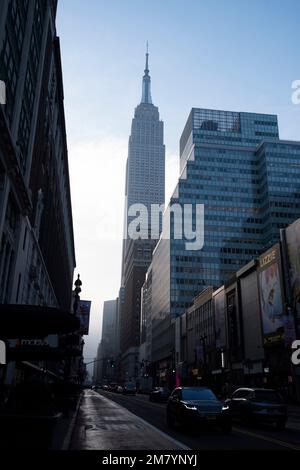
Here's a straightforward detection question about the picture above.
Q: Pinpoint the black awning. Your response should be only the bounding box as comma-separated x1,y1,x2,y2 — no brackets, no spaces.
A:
7,346,83,362
0,304,80,339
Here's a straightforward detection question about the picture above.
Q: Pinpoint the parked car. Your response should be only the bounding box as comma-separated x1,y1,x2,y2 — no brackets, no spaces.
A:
149,387,171,403
224,388,287,430
109,383,119,392
166,387,232,433
123,383,136,395
102,385,109,391
116,386,124,394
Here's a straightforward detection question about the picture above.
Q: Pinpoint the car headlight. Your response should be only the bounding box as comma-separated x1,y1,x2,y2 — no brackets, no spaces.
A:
222,405,230,411
184,404,197,411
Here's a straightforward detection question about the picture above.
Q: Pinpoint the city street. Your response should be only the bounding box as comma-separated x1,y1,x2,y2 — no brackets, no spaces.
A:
1,1,300,457
70,390,187,450
71,390,300,450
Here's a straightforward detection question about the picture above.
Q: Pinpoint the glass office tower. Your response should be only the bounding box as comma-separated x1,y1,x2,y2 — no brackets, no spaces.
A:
150,108,300,325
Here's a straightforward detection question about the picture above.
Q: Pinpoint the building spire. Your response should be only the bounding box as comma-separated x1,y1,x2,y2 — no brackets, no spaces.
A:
141,42,152,104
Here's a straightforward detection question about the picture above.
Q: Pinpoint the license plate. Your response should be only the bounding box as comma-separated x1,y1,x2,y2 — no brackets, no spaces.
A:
199,413,216,419
206,414,217,420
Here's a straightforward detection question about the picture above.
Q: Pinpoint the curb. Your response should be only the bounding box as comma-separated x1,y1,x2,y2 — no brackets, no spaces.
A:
61,394,82,450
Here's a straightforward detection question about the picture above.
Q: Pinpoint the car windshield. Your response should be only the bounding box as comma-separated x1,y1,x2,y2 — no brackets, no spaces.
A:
253,390,282,402
182,388,217,401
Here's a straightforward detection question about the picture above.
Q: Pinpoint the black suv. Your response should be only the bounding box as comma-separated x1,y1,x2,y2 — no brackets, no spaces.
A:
166,387,232,433
224,388,287,430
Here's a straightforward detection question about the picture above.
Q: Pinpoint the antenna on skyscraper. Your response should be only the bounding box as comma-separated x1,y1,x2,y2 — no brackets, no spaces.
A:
145,41,149,73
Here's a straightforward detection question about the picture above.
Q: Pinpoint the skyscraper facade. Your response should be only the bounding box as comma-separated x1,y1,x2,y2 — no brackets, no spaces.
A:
97,299,119,382
0,1,77,387
0,0,75,310
119,50,165,379
148,108,300,366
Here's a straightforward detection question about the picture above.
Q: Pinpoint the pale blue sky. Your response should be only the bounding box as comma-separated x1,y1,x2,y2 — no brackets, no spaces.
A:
56,0,300,364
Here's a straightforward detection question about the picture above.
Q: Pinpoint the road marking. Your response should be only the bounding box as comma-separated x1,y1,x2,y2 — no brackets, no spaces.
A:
134,415,191,450
132,396,166,408
233,426,300,450
97,391,191,450
98,392,300,450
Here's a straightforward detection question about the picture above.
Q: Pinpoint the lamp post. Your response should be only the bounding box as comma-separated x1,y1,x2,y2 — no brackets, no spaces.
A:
73,274,82,315
244,358,253,386
199,335,207,382
64,274,83,383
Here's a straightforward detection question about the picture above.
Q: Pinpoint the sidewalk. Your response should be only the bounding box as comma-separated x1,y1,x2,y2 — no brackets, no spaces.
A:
51,396,82,450
70,390,188,450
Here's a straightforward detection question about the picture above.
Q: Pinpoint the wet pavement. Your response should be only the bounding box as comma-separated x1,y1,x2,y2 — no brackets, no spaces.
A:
93,390,300,450
70,390,187,450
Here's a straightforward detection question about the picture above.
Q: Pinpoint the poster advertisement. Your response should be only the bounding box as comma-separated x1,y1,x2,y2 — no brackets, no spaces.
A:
285,218,300,336
78,300,91,335
258,247,284,345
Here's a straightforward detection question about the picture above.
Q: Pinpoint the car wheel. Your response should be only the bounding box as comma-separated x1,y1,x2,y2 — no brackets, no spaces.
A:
275,420,286,431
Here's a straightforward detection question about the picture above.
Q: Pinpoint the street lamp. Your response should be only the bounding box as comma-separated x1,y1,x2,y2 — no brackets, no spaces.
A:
199,335,207,365
73,274,82,315
65,274,83,383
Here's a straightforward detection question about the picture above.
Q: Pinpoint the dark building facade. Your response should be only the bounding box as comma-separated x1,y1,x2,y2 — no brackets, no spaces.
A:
0,0,75,310
176,234,300,401
0,1,76,388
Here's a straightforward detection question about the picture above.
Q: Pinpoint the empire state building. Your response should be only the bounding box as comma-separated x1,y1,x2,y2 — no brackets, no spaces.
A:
119,48,165,379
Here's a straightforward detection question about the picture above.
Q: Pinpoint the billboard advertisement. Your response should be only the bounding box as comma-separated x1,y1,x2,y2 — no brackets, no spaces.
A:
258,246,284,345
285,218,300,335
77,300,91,335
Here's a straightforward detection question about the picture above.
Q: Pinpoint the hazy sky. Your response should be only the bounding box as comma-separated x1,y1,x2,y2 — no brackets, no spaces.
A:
56,0,300,364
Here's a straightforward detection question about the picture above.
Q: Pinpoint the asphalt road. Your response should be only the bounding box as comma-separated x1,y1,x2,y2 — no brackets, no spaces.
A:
97,390,300,450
